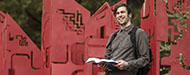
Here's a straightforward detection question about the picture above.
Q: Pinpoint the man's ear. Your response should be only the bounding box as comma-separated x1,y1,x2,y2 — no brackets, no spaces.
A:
129,13,132,19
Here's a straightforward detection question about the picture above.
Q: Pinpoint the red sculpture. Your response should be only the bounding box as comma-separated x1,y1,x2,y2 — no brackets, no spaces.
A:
0,12,41,75
1,0,190,75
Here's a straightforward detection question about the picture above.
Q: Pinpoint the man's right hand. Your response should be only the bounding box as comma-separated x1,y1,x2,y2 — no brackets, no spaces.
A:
98,62,109,71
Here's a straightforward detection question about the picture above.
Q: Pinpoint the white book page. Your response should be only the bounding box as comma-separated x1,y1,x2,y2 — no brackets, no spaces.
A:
86,57,118,64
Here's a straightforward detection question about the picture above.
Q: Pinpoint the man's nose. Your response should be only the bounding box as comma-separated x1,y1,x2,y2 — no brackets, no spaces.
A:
118,13,123,17
118,12,122,16
119,12,122,16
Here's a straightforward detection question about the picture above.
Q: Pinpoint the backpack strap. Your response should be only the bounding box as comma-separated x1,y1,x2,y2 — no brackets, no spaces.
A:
106,31,119,48
105,31,119,74
129,26,138,59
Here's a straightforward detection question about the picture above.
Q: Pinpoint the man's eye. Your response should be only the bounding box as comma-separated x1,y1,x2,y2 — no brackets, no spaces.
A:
116,12,119,14
121,11,125,13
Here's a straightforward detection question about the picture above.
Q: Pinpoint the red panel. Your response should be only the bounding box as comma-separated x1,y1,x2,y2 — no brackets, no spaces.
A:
71,44,84,65
41,0,52,74
84,2,113,75
167,0,178,13
0,10,6,75
141,0,157,75
49,0,90,63
51,49,84,75
85,1,121,59
141,0,151,19
156,0,168,42
157,0,190,75
161,19,190,74
4,14,42,75
42,0,90,75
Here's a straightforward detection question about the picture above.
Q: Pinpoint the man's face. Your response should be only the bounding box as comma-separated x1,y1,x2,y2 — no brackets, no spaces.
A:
115,6,130,26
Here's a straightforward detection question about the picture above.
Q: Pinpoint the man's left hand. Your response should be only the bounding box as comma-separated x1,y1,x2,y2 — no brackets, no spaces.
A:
112,60,128,70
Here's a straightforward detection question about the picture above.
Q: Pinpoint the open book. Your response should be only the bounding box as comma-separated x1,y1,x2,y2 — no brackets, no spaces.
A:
86,57,118,64
86,57,118,71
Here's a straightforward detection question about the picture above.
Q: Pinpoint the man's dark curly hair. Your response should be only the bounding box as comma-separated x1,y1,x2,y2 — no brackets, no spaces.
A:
113,3,132,17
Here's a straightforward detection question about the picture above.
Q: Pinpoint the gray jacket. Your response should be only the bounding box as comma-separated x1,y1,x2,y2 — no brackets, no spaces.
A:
104,25,150,75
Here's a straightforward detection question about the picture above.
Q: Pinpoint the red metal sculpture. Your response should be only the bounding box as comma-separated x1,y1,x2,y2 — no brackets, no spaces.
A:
1,0,190,75
0,10,6,75
42,0,90,75
0,12,42,75
140,0,157,75
160,0,190,75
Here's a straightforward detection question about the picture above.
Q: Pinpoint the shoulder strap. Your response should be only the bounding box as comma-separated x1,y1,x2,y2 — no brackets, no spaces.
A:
106,31,119,48
129,26,138,59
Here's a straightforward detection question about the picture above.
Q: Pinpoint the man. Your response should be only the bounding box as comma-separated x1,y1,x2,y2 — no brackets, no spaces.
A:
98,3,150,75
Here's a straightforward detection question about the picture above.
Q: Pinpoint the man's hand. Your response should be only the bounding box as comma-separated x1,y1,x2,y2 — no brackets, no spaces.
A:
97,62,109,71
112,60,128,70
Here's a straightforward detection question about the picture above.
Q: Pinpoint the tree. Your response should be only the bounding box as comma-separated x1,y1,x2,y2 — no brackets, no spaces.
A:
1,0,144,48
0,0,42,48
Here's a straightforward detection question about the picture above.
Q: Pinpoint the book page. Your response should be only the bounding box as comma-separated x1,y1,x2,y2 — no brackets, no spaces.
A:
86,57,118,64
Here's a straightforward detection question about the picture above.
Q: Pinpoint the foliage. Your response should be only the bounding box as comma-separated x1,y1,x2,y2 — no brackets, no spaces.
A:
0,0,144,48
76,0,144,26
0,0,42,48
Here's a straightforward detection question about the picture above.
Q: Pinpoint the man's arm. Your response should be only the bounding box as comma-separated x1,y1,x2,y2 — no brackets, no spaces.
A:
98,33,114,71
104,33,114,59
127,29,150,69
